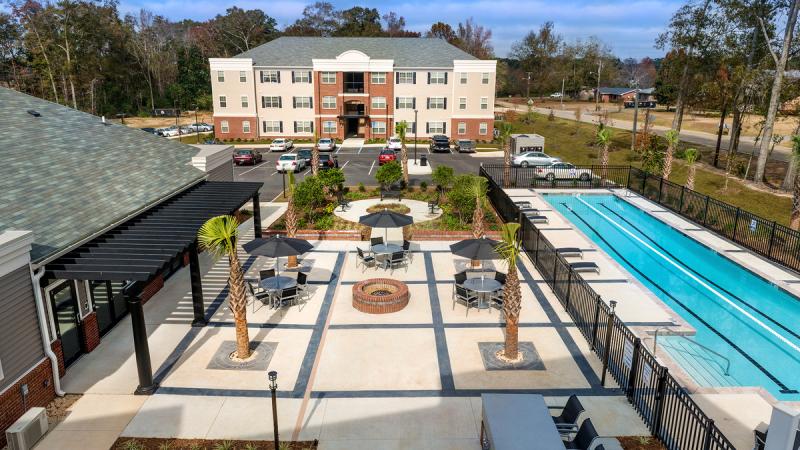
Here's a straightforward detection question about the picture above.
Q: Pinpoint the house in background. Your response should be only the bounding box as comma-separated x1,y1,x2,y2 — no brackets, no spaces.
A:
598,87,656,103
209,36,497,141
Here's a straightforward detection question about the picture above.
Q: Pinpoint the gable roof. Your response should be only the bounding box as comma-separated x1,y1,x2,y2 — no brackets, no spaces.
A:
599,87,655,96
0,88,206,264
237,37,479,67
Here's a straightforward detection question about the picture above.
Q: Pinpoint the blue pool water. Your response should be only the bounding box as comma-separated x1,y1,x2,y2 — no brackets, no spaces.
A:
544,193,800,400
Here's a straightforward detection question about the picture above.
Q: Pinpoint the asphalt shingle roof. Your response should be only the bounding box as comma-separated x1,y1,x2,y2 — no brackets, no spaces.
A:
236,37,479,67
0,88,206,263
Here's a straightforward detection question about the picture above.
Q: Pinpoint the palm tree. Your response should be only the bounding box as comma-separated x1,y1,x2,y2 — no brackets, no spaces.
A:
471,176,488,268
495,222,522,360
285,172,299,268
685,148,699,191
596,125,612,179
498,122,514,188
397,121,409,184
311,131,320,176
198,215,250,359
663,129,679,180
790,135,800,230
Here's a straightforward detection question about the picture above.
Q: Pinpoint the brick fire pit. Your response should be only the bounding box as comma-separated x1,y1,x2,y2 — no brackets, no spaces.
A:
352,278,410,314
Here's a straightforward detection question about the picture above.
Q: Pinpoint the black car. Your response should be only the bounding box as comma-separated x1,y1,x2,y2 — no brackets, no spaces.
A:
318,154,336,169
429,135,451,152
455,139,476,153
296,149,312,165
139,127,157,134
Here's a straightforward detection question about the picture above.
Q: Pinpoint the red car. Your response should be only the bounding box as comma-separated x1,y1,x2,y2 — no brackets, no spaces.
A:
378,148,397,165
232,148,262,166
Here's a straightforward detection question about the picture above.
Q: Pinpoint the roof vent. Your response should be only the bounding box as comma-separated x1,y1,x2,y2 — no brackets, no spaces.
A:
27,110,41,117
101,115,109,125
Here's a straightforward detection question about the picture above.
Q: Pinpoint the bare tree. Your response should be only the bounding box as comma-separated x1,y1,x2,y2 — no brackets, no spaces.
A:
456,17,493,59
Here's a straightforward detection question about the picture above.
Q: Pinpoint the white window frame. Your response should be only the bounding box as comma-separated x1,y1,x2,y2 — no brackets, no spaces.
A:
294,96,312,108
482,72,490,84
396,71,414,84
323,120,336,134
480,97,489,110
371,96,386,109
371,72,386,84
219,96,227,108
322,96,336,109
241,95,248,108
458,122,467,135
428,97,446,109
293,71,311,83
397,97,414,109
262,120,281,133
459,97,467,110
220,120,229,133
479,122,488,135
239,71,247,82
371,121,386,134
321,72,336,84
429,71,446,84
262,96,281,108
460,72,468,84
217,71,225,82
261,70,279,83
242,121,251,133
295,121,313,133
428,121,445,134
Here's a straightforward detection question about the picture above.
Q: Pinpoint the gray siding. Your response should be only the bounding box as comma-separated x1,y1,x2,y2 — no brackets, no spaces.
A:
207,160,233,182
0,266,45,391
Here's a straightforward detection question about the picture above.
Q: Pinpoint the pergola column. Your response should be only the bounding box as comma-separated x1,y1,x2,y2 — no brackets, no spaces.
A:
126,282,157,395
252,193,262,238
189,239,206,327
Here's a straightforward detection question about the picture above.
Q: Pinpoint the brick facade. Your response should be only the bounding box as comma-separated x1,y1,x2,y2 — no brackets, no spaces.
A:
0,359,57,449
50,339,65,377
80,311,101,353
214,116,257,140
140,274,164,304
450,118,494,141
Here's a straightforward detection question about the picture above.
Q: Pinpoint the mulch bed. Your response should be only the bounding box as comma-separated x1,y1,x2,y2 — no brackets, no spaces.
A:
112,438,318,449
618,436,667,450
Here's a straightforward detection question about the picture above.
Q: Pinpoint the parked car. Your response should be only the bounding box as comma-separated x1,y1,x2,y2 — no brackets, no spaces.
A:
387,136,403,150
139,127,157,134
378,148,398,165
188,122,213,132
455,139,476,153
318,154,336,170
429,135,451,153
270,138,294,152
275,153,305,173
232,149,262,166
512,151,560,167
179,126,193,135
296,148,312,165
317,138,337,151
536,162,592,181
160,126,180,137
550,92,563,98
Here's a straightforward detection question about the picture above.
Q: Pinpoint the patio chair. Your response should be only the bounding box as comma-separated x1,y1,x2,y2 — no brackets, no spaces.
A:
386,251,408,273
570,262,600,274
402,240,413,261
549,394,585,436
336,192,350,212
296,272,310,300
248,282,272,313
356,247,376,271
370,236,384,248
454,271,467,286
494,272,507,285
453,284,479,316
275,286,300,308
563,418,598,450
556,247,584,259
260,269,276,281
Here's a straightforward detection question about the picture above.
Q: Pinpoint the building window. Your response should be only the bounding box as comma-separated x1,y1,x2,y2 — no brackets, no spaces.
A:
292,71,311,83
371,72,387,84
427,121,445,134
262,96,281,108
479,122,488,135
372,121,386,134
371,96,386,109
262,120,282,133
459,97,467,110
322,96,337,109
460,72,468,84
241,96,248,108
428,71,447,84
219,96,227,108
220,120,229,133
396,97,415,109
293,96,312,108
243,121,251,133
323,120,336,134
321,72,336,84
482,72,490,84
458,122,466,135
480,97,488,110
294,121,313,133
261,70,280,83
396,71,415,84
427,97,446,109
217,71,225,82
239,71,247,82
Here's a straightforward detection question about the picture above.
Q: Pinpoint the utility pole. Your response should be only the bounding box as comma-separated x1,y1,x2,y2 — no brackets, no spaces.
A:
631,86,640,151
526,72,533,100
595,60,603,112
560,78,565,109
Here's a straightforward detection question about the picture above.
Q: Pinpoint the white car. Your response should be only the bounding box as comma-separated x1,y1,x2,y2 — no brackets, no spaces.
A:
270,138,294,152
512,151,560,167
188,123,213,132
275,153,306,173
159,126,180,137
317,138,336,151
550,92,563,98
536,162,592,181
387,136,403,150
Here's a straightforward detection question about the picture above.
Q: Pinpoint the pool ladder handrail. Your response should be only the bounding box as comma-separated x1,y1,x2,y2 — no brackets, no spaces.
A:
653,327,731,376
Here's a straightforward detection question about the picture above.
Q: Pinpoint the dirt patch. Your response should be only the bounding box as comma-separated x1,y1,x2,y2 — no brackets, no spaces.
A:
618,436,667,450
45,393,82,427
118,111,214,129
112,437,318,449
366,203,411,214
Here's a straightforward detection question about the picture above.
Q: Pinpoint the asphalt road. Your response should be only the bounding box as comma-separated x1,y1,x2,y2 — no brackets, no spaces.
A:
233,144,503,200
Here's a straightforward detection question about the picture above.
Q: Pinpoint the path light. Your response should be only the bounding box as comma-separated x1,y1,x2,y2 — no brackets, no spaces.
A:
269,370,279,448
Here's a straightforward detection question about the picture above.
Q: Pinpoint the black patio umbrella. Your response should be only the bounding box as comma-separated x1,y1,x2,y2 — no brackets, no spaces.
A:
358,209,414,242
450,237,500,275
243,235,314,286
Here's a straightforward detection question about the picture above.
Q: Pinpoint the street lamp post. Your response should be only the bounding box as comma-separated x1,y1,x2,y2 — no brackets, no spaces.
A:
269,371,279,449
413,109,418,163
595,60,603,112
193,106,200,144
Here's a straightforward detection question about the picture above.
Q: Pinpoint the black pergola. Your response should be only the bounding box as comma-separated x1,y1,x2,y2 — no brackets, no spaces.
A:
47,180,263,394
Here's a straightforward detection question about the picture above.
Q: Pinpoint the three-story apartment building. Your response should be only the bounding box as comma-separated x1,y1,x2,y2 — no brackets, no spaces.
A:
209,37,496,141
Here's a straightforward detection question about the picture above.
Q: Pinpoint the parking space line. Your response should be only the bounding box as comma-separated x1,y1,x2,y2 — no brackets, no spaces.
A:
368,160,375,175
357,143,364,154
303,169,311,176
335,146,342,154
270,171,278,176
238,162,266,176
340,160,349,170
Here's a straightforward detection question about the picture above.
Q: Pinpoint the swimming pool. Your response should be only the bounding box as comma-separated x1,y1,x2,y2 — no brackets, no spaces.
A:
543,193,800,401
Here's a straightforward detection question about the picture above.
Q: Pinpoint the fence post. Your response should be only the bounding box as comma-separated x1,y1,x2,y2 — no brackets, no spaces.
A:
767,221,777,257
600,300,618,387
641,171,647,194
678,186,685,213
591,296,602,351
731,207,741,241
551,254,559,286
626,338,642,399
702,196,710,226
657,176,664,203
626,166,632,190
702,419,715,450
652,368,669,437
514,166,519,187
564,269,573,313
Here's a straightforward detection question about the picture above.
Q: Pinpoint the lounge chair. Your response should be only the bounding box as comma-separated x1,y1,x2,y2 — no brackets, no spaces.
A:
556,247,584,259
526,214,549,224
570,262,599,274
549,394,585,436
563,418,598,450
453,284,479,316
514,201,532,208
356,247,376,271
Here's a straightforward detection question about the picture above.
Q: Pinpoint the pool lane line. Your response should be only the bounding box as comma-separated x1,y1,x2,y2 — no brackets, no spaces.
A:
575,196,800,358
560,201,794,393
598,203,800,342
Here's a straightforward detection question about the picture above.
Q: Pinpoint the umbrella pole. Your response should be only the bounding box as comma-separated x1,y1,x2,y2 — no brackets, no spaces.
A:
276,256,280,289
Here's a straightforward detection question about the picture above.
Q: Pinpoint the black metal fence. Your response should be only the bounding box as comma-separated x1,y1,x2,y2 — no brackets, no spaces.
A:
481,163,631,190
480,166,737,450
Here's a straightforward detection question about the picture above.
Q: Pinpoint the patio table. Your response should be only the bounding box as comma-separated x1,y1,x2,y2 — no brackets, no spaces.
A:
260,276,297,291
462,277,502,310
480,394,565,450
371,243,403,268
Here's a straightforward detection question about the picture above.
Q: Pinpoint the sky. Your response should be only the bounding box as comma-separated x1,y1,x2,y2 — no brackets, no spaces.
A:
117,0,684,59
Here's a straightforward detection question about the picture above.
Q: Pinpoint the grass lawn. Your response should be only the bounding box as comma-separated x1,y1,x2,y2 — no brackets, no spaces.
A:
505,114,793,225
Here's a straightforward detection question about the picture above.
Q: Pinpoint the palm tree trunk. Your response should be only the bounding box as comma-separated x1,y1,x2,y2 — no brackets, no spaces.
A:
792,168,800,230
687,164,696,191
600,144,609,180
471,198,485,268
311,144,320,176
503,141,512,188
401,143,409,184
663,142,674,180
285,196,299,268
228,250,251,359
502,266,521,359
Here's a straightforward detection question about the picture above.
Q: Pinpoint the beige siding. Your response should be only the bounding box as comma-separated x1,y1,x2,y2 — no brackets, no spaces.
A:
394,70,453,137
211,69,257,117
452,71,496,117
255,69,315,137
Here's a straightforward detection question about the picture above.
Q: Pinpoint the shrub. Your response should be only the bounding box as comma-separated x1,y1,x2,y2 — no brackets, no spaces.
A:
294,176,325,210
420,181,428,191
318,168,345,193
358,182,366,192
447,174,480,223
315,214,334,230
375,161,403,187
548,110,556,121
432,165,455,190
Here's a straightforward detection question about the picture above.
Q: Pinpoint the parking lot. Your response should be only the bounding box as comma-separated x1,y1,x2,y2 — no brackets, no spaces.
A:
233,143,503,200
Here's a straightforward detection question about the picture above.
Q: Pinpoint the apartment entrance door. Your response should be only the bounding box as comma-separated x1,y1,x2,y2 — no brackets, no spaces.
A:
48,281,84,367
345,118,362,137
